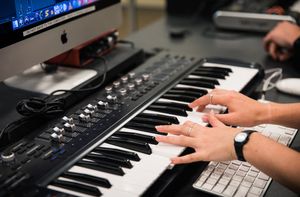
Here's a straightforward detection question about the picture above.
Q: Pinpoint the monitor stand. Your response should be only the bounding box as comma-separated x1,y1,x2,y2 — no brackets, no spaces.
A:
4,64,98,95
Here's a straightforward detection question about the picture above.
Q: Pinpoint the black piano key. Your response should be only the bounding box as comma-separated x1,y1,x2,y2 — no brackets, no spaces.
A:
114,131,158,145
196,66,232,73
125,121,168,135
147,105,188,117
62,171,112,188
132,116,172,126
180,79,215,89
161,94,197,103
93,147,140,161
51,179,102,196
106,136,152,155
77,160,125,176
191,71,226,79
86,153,133,168
154,101,192,112
184,77,219,85
171,87,208,95
167,89,203,98
138,113,179,124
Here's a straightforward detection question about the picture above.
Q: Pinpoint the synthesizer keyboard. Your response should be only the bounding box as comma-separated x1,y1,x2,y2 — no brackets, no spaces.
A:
0,52,264,197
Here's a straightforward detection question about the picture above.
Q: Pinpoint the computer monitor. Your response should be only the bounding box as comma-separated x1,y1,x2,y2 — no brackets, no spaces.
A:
0,0,121,94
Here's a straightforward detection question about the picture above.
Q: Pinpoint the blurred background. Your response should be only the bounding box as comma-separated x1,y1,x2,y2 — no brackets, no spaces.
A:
119,0,165,37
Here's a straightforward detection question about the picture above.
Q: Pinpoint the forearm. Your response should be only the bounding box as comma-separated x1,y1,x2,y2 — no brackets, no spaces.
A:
244,132,300,192
260,103,300,128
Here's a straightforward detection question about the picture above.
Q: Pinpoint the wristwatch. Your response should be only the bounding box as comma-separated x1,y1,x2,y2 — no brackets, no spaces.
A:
234,130,257,161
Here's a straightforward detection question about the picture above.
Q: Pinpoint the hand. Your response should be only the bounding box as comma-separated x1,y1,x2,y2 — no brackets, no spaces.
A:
263,21,300,61
189,89,268,127
155,112,241,164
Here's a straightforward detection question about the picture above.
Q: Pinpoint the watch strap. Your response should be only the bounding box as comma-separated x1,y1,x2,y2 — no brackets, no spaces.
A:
234,130,256,162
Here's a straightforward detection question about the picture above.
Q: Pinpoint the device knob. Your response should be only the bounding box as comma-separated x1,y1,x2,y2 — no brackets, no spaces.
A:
53,127,65,135
64,122,76,132
113,81,121,89
142,73,150,81
62,116,74,124
1,151,15,162
84,108,94,116
128,72,136,79
79,113,90,122
127,83,135,91
121,76,129,84
134,78,143,86
105,86,113,94
87,104,97,111
119,88,127,96
107,95,117,103
51,133,64,143
97,101,109,109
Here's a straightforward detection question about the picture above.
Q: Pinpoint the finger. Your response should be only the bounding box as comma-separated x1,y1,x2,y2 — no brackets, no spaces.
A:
269,42,278,60
171,152,201,164
214,113,237,126
189,93,230,109
278,51,292,61
155,124,184,135
155,135,195,147
208,111,226,128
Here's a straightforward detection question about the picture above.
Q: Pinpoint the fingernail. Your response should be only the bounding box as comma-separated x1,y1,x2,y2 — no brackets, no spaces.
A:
210,109,215,115
202,115,208,122
155,125,163,130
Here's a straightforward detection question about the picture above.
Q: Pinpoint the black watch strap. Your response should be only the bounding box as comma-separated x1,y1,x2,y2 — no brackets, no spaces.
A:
234,130,256,162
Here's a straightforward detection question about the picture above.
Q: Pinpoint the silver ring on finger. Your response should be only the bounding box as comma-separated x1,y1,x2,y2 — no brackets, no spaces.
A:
209,93,213,105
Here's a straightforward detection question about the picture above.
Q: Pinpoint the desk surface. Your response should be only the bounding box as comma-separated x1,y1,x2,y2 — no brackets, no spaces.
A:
127,16,300,196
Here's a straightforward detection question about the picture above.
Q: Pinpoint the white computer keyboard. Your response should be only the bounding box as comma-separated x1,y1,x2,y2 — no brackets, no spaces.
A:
193,123,298,197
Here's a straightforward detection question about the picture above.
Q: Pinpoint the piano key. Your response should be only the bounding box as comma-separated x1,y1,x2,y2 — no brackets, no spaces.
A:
85,153,133,168
148,104,188,117
161,93,197,103
51,179,102,196
77,160,125,176
125,121,166,135
184,77,220,85
62,171,112,188
171,87,208,95
180,79,215,89
106,136,152,154
119,128,185,158
190,70,226,79
168,88,205,98
92,147,140,161
114,131,158,145
50,177,137,197
153,101,192,111
196,66,232,73
131,116,172,126
137,113,179,124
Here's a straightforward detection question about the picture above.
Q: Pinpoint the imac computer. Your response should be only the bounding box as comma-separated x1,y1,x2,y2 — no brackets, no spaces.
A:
0,0,121,94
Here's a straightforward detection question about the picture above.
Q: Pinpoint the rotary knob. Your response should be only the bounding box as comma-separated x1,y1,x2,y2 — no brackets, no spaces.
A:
128,72,136,79
105,86,113,94
87,104,97,111
134,78,143,86
119,88,127,96
1,151,15,162
121,76,129,84
142,73,150,81
84,108,94,116
113,81,121,89
127,83,135,91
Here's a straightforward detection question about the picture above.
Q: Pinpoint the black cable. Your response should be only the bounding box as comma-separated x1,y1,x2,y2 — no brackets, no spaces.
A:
0,55,108,144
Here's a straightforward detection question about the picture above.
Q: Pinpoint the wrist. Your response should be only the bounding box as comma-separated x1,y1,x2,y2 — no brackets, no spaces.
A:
234,130,257,161
256,102,272,125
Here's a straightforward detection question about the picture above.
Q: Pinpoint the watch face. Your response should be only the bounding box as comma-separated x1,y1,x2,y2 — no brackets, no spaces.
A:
235,133,247,142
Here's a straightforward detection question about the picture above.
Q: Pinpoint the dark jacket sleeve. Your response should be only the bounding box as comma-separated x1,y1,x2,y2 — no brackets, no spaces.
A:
293,37,300,56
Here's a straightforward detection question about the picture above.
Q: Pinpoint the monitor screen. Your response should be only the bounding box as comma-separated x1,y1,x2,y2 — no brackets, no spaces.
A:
0,0,121,82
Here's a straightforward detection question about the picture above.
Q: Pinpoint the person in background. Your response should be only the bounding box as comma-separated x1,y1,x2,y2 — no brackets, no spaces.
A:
155,89,300,193
263,21,300,61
